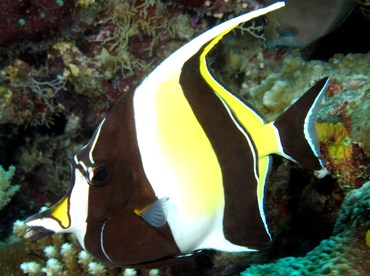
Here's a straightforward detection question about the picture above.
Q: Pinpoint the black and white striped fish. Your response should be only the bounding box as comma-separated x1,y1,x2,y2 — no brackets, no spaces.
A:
25,2,329,268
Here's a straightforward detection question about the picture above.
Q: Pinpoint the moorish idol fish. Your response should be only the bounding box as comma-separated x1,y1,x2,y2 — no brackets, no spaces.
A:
25,1,329,268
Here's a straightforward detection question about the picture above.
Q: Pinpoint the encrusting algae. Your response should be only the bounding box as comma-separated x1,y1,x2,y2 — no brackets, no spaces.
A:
316,122,359,185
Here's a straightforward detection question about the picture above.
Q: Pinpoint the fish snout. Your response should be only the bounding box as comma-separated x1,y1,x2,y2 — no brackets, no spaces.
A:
24,195,72,241
24,225,55,241
24,211,56,241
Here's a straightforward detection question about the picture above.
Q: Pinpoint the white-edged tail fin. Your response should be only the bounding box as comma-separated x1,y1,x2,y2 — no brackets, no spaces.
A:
273,77,330,170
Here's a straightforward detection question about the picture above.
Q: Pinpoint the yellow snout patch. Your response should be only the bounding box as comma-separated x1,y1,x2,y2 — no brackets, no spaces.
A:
51,196,71,229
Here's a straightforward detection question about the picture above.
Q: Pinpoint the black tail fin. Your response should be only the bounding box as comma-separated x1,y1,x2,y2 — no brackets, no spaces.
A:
273,77,330,170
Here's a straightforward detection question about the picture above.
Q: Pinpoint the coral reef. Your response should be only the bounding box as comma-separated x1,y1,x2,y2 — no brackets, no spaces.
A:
20,239,110,275
0,0,368,275
244,52,370,122
241,181,370,275
9,221,120,275
0,0,74,45
316,120,368,188
0,165,19,212
316,77,370,188
0,59,67,126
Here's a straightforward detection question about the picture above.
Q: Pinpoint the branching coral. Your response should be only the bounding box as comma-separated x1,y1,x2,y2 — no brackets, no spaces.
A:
0,165,19,212
0,59,66,126
13,220,160,275
51,41,116,102
19,240,160,275
107,0,162,75
17,229,112,276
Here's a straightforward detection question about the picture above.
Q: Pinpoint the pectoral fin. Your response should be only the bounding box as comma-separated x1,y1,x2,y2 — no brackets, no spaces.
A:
134,197,169,228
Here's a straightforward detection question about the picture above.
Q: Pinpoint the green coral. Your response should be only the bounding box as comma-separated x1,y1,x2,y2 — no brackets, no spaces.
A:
0,165,20,211
241,181,370,275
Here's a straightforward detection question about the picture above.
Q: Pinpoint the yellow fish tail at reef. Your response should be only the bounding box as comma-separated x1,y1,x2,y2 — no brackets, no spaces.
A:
25,1,330,268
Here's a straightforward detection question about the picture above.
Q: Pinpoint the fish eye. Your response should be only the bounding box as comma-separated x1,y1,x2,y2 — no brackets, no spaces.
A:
92,168,108,181
87,164,110,186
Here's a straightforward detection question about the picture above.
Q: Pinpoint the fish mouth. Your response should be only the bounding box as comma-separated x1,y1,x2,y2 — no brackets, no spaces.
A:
24,211,55,241
24,226,54,241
